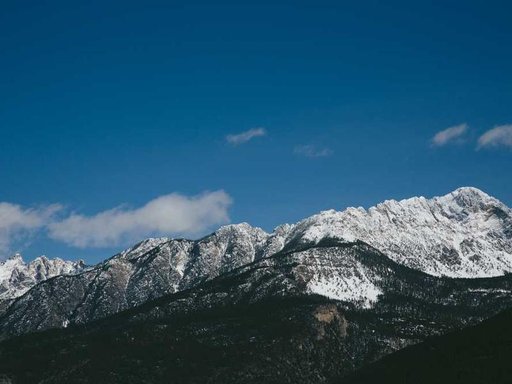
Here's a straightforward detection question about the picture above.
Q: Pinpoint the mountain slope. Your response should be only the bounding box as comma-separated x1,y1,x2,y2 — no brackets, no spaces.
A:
343,308,512,384
0,241,512,383
0,225,273,337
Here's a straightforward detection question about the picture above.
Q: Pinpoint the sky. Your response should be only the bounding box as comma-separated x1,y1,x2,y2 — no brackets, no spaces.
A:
1,1,511,264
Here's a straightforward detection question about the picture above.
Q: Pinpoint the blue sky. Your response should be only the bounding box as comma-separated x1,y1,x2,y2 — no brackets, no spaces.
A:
1,1,511,263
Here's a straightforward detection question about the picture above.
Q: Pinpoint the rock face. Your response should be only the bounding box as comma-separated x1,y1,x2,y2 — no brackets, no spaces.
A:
0,254,85,301
0,187,510,338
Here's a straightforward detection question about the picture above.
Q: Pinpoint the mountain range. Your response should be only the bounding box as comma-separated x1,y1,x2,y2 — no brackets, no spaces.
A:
0,187,510,383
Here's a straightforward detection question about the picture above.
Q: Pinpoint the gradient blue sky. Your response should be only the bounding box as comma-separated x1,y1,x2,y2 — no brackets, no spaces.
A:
1,1,511,263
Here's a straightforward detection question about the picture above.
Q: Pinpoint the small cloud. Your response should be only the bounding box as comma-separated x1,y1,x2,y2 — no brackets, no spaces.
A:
477,125,512,149
0,203,62,258
48,191,232,248
226,127,266,146
294,145,333,158
431,123,468,147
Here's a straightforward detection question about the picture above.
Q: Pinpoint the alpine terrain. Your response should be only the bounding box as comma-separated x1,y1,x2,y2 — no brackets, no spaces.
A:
0,254,84,308
0,187,510,383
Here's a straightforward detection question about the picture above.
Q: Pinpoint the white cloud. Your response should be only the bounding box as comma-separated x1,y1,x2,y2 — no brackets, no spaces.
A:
477,125,512,149
431,123,468,146
226,127,266,145
48,191,232,248
294,145,333,158
0,203,61,257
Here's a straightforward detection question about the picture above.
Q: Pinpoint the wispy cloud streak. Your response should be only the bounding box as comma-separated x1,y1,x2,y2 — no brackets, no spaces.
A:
294,145,333,158
226,128,266,145
431,124,468,146
477,125,512,149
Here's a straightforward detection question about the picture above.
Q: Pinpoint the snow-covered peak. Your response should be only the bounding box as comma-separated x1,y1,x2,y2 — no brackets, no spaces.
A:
0,255,26,283
450,186,495,200
8,253,23,262
213,222,269,242
118,237,170,260
434,187,502,212
283,188,511,277
0,254,85,300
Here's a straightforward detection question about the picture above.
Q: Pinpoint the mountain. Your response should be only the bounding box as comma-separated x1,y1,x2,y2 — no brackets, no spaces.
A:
0,187,510,338
0,226,274,337
0,254,84,302
0,187,510,382
0,240,511,383
284,187,512,277
343,308,512,384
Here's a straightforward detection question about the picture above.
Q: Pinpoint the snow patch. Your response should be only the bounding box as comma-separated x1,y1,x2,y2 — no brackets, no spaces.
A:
307,275,381,309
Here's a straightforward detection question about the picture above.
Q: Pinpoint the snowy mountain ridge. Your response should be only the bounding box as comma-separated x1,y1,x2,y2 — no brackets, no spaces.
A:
1,187,510,301
0,187,510,336
0,254,85,300
196,186,511,278
280,187,512,277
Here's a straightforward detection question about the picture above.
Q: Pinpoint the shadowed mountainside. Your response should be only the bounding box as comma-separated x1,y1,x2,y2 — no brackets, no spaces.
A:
343,308,512,384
